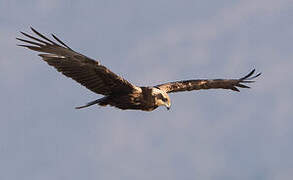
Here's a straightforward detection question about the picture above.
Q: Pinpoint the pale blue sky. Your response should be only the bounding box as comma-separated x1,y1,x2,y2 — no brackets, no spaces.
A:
1,0,293,180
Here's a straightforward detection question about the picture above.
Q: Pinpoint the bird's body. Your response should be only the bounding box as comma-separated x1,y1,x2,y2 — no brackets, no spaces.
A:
17,28,261,111
89,87,157,111
75,87,171,111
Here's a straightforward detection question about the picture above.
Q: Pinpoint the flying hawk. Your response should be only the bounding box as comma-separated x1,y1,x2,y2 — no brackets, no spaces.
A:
17,27,261,111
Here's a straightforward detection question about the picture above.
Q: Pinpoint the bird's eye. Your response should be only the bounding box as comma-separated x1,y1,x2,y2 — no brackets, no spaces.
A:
157,94,166,102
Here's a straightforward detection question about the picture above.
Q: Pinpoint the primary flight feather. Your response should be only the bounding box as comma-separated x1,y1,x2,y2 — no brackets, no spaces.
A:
17,27,261,111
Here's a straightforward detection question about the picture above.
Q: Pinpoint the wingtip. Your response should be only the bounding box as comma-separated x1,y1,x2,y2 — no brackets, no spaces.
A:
246,69,255,78
51,33,72,50
30,26,36,32
17,44,31,47
255,72,262,78
249,71,262,80
240,69,262,80
231,87,240,92
235,83,250,88
30,26,41,35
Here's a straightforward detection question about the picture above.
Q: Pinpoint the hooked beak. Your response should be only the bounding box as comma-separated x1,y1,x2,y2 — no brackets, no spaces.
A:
165,103,171,110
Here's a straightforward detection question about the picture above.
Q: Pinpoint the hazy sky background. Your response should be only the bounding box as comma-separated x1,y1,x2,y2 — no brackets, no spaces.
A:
1,0,293,179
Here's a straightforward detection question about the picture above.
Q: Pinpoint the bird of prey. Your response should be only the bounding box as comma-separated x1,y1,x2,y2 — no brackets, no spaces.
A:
17,27,261,111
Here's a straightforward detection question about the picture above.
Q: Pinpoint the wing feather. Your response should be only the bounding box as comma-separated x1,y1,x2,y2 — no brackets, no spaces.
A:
18,28,141,95
156,69,261,93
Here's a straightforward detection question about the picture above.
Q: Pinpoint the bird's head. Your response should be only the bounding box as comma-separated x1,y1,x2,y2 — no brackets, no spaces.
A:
152,88,171,110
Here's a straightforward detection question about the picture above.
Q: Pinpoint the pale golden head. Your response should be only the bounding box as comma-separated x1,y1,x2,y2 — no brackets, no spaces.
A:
152,88,171,110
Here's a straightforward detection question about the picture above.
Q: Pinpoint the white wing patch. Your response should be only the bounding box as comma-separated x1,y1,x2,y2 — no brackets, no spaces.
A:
39,54,66,59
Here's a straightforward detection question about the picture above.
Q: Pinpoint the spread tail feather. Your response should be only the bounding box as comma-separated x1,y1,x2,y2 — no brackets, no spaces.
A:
75,97,107,109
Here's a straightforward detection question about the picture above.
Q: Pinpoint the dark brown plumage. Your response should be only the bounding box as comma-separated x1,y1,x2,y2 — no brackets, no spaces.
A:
156,69,260,93
17,27,261,111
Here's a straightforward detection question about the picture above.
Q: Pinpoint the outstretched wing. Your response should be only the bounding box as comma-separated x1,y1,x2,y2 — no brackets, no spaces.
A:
155,69,261,93
17,27,141,95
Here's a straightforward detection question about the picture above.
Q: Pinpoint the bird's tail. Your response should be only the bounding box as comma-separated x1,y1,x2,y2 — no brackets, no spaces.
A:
75,97,107,109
